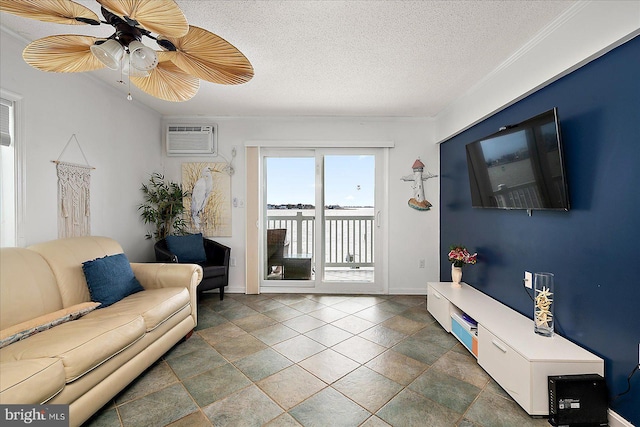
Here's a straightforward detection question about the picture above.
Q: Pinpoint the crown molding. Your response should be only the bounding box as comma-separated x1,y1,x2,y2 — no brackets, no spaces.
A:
434,1,640,144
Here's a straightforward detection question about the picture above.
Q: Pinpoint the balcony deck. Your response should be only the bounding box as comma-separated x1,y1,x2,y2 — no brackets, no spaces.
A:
267,209,375,282
324,267,374,282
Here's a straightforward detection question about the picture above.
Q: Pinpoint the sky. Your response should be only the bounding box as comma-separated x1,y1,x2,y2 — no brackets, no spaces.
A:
480,131,528,162
478,119,557,162
266,155,375,207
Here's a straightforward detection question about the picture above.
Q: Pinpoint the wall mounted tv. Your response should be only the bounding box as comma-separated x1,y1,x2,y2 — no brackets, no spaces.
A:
465,107,570,212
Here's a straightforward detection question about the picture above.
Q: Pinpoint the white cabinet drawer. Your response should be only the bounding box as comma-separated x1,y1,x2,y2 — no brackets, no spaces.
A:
478,325,532,412
427,286,451,332
427,282,604,416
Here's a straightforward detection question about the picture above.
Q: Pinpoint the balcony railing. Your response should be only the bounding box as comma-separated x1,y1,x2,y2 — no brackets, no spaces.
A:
267,211,374,268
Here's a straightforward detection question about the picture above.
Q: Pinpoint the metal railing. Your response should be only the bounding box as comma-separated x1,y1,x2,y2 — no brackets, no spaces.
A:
493,179,566,210
267,211,374,268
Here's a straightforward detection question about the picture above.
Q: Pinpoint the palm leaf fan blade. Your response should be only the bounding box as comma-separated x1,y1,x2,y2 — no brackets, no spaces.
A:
23,35,106,72
159,26,254,85
0,0,99,24
130,60,199,102
96,0,188,38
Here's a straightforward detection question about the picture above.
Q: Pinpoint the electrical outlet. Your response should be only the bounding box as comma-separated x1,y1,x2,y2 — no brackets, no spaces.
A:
524,271,533,289
419,259,425,268
230,257,236,267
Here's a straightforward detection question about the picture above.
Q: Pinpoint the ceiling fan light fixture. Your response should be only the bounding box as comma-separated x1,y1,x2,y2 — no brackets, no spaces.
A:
122,53,149,77
1,0,252,102
90,39,124,70
128,40,158,71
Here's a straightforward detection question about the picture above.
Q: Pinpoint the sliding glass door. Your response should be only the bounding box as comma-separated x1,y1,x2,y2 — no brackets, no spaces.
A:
322,154,375,283
261,148,386,294
263,152,316,285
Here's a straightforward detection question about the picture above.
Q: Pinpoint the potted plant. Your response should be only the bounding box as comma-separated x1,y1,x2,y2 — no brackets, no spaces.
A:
138,172,188,240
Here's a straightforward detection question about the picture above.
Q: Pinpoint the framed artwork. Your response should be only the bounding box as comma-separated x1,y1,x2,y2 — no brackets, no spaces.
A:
182,162,231,237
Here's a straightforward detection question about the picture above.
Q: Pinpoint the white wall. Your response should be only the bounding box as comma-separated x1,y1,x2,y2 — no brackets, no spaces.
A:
434,0,640,143
1,29,163,261
160,117,440,295
1,25,441,294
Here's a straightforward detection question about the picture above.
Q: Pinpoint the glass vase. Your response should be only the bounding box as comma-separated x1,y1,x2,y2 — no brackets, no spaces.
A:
533,272,554,337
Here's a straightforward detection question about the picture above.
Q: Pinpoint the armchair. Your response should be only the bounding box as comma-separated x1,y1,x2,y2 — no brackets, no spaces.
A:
155,236,230,300
266,228,287,279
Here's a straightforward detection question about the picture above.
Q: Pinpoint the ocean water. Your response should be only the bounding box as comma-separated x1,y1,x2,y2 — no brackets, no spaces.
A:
267,208,374,218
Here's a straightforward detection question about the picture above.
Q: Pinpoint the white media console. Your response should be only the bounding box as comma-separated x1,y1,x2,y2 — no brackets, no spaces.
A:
427,281,604,416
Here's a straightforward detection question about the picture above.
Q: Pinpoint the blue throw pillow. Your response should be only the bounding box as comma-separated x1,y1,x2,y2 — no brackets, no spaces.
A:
165,233,206,263
82,253,144,308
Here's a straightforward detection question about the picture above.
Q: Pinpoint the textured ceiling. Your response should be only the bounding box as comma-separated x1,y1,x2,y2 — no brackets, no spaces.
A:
0,0,576,117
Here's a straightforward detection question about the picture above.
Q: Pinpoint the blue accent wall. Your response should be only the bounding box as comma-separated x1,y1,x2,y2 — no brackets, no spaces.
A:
440,35,640,424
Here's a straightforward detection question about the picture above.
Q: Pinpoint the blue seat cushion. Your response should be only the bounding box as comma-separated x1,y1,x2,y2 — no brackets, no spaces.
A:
82,253,144,308
166,233,207,263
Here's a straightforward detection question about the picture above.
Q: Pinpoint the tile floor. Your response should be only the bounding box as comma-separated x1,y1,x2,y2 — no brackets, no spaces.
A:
84,293,550,427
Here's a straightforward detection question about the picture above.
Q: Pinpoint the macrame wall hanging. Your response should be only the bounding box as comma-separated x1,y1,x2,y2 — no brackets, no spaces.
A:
52,134,94,238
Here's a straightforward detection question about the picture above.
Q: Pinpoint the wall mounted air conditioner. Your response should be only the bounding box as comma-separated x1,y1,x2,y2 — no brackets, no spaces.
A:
165,124,217,156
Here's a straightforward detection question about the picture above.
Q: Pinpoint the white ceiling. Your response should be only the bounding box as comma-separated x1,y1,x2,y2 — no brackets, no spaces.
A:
0,0,577,118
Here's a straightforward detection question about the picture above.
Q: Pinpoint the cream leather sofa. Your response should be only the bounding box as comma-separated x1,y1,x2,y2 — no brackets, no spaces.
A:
0,236,202,426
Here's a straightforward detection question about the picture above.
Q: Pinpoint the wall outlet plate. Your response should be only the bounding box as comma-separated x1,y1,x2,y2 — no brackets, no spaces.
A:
524,271,533,289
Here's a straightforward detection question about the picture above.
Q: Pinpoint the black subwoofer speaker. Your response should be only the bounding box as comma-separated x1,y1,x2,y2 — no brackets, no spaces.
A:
548,374,608,427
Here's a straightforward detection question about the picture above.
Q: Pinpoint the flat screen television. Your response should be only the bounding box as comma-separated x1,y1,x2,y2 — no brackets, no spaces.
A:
465,108,569,211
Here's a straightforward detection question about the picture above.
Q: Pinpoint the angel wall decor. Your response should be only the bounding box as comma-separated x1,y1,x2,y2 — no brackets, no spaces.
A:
401,159,438,211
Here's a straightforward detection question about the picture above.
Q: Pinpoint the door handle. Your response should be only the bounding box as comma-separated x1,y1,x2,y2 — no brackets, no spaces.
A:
376,210,381,228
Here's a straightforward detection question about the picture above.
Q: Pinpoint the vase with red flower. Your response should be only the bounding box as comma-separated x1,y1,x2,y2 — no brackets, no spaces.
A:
448,245,477,288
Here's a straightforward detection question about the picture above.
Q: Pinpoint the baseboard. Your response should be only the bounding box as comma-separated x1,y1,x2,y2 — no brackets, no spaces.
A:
226,286,246,294
609,409,635,427
384,288,427,295
226,287,431,296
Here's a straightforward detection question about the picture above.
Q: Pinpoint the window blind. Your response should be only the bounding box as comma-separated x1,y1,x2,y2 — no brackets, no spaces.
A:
0,98,13,147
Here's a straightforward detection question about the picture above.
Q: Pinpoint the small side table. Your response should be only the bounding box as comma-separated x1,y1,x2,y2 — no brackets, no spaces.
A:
283,254,312,280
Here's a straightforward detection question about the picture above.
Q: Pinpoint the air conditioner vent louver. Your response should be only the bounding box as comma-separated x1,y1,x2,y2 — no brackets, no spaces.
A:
168,126,207,132
165,124,217,156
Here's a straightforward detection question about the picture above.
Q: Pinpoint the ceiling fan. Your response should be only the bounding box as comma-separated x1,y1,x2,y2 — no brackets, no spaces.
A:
0,0,254,102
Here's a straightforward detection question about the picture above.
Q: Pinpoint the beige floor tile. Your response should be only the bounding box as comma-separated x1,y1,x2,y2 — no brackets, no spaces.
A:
232,313,278,332
282,314,326,333
91,293,554,427
332,336,386,364
331,315,376,334
359,325,407,347
303,324,353,347
365,349,428,385
430,350,491,389
212,333,268,362
333,366,403,412
197,322,246,346
257,365,327,410
298,349,360,383
272,334,326,363
382,315,427,335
